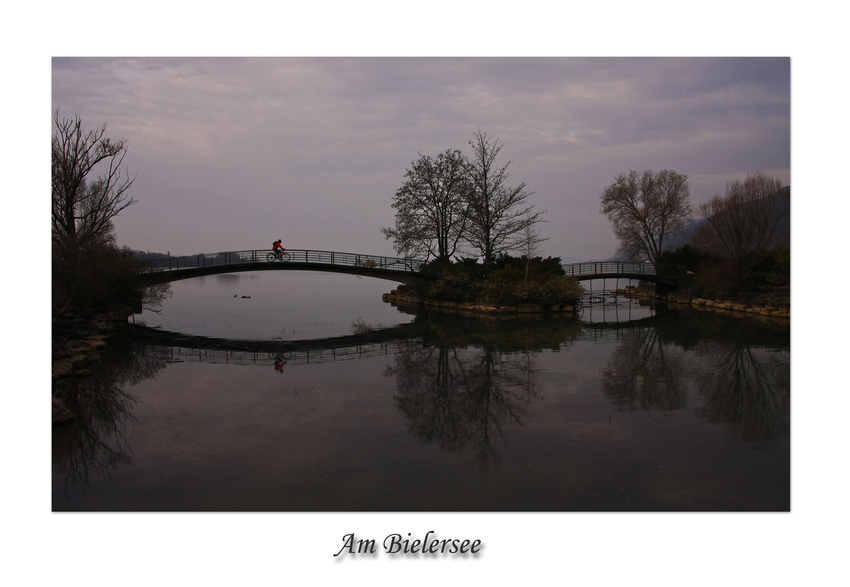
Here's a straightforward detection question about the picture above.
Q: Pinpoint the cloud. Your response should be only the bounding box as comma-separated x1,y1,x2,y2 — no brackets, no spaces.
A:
53,57,790,260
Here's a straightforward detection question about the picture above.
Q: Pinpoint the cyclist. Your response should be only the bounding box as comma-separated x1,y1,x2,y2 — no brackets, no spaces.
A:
272,239,286,259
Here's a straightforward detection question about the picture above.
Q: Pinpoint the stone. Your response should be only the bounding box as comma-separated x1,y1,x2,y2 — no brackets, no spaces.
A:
53,361,74,377
52,399,74,424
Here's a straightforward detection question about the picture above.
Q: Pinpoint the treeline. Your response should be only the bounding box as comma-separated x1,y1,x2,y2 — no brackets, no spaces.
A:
664,176,790,297
599,169,789,297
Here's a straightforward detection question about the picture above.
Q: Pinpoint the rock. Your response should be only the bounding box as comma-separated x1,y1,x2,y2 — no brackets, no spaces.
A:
53,361,74,377
52,399,74,424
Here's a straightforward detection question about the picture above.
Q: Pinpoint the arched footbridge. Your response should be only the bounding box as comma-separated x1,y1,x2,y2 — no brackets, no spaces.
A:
139,249,428,285
139,249,683,287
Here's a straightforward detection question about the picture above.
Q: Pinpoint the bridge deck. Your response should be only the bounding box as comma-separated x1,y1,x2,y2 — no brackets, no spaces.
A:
140,249,683,286
140,249,427,284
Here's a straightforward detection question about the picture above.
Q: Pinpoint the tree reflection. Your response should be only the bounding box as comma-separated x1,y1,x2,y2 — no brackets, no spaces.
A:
599,327,687,412
52,339,167,492
693,343,789,442
385,339,543,472
597,312,790,442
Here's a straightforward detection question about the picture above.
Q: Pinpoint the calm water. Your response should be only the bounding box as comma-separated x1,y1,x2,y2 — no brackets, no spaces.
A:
52,273,790,511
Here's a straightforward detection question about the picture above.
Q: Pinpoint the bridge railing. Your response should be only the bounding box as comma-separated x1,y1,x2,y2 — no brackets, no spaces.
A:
142,249,426,274
562,262,689,278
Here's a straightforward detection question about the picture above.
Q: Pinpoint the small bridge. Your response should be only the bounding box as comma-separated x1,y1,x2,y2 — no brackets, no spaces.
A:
561,261,682,287
139,249,683,288
140,249,427,285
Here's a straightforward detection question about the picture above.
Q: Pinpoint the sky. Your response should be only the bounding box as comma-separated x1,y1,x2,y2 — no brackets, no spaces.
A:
51,57,790,263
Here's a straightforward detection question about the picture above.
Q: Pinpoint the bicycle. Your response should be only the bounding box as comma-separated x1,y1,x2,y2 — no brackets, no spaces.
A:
267,249,291,262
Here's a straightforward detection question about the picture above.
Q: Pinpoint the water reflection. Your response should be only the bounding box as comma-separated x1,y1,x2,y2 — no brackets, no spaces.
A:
594,310,790,442
693,343,790,442
382,314,582,470
385,342,538,471
599,326,687,412
52,336,167,492
54,309,789,501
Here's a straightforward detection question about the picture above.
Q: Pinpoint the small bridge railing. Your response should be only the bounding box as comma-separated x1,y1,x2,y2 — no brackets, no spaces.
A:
142,252,687,281
562,262,686,279
142,249,426,274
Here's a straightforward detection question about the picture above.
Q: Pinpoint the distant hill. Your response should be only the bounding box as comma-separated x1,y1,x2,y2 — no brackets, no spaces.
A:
129,249,171,261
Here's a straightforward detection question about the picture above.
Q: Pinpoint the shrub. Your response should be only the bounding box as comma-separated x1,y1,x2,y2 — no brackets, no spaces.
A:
413,256,582,308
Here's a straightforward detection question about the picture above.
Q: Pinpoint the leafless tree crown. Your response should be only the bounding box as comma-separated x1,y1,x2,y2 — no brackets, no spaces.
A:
600,169,691,265
382,149,472,261
695,172,788,282
52,110,136,257
383,131,545,267
466,130,543,269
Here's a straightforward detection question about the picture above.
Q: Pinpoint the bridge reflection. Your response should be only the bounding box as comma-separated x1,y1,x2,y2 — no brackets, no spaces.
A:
161,340,405,367
54,306,789,497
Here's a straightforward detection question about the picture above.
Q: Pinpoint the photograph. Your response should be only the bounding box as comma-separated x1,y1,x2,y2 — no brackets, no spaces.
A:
51,57,791,513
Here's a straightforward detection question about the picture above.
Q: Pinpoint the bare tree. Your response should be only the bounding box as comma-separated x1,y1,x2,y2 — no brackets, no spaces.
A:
516,213,549,282
466,130,544,271
382,149,471,261
600,169,691,266
52,110,136,258
695,172,789,285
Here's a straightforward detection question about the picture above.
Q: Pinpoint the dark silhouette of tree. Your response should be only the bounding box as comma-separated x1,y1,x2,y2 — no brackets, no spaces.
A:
695,172,789,287
382,149,472,261
52,110,136,259
516,213,549,282
600,169,691,266
466,130,544,271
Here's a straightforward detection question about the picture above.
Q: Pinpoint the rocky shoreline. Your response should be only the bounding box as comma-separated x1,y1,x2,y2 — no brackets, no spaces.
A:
611,286,790,319
382,290,576,316
51,306,134,424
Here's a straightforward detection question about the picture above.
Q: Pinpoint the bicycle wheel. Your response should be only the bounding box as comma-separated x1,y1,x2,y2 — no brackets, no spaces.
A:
267,252,277,262
281,252,291,262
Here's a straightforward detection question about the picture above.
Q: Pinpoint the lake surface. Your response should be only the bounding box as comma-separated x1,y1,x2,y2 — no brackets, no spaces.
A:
52,273,790,511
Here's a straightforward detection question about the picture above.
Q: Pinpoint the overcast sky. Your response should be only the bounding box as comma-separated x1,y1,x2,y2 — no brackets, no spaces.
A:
52,57,789,263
